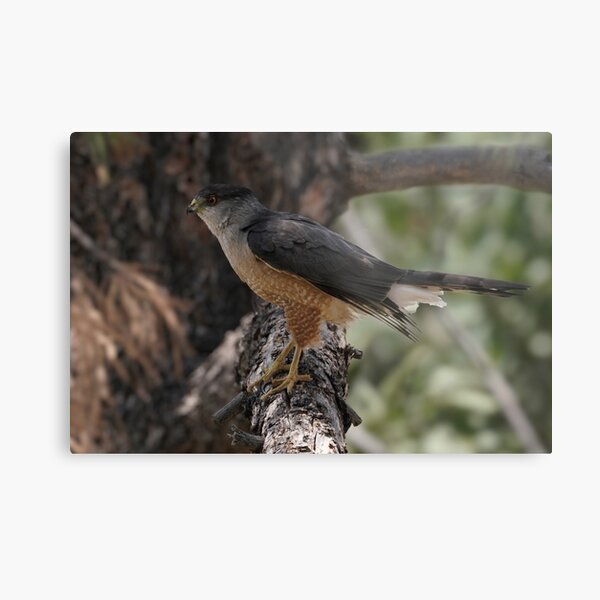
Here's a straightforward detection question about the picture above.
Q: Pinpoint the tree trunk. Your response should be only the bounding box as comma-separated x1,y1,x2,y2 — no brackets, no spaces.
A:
70,133,353,452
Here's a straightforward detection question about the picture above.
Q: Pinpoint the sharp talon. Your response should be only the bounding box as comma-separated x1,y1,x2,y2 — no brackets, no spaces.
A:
252,342,310,400
247,339,295,394
260,389,274,401
271,374,311,387
267,372,312,396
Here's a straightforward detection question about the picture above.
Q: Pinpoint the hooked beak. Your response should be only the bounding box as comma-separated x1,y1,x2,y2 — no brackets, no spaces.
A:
187,197,203,214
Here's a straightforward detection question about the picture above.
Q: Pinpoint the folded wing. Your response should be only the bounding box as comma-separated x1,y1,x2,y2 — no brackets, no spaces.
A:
244,212,527,340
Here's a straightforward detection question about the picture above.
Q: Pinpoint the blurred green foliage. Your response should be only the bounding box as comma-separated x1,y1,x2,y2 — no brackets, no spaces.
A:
340,133,551,453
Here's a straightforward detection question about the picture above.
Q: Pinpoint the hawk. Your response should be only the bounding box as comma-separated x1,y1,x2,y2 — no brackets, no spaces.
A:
187,184,527,398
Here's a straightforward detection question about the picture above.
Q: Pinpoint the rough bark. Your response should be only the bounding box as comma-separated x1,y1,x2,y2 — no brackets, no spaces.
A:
237,304,358,454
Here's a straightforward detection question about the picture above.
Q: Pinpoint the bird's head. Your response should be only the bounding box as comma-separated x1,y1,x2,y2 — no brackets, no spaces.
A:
187,184,263,234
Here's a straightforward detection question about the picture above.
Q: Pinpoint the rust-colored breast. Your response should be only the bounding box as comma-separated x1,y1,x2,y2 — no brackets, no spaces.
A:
218,230,355,347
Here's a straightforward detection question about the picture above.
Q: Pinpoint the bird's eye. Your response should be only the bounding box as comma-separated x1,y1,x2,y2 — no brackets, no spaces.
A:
206,194,218,206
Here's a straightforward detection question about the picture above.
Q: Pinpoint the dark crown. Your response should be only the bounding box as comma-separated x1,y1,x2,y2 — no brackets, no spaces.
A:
196,184,254,201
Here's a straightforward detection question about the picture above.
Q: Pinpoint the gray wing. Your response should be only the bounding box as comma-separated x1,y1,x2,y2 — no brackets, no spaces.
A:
244,212,528,339
244,213,418,338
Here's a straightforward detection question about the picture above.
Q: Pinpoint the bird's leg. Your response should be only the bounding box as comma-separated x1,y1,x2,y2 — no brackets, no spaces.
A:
261,343,312,399
247,339,295,392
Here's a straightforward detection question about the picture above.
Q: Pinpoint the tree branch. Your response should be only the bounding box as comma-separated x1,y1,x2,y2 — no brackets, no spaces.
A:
182,304,364,454
178,320,251,452
439,311,546,453
70,219,123,271
237,303,358,454
229,425,264,452
212,392,246,425
348,145,551,196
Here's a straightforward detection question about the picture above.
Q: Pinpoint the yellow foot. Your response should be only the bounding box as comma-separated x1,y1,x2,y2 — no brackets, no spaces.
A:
247,339,294,392
247,364,290,392
260,372,312,400
248,340,312,399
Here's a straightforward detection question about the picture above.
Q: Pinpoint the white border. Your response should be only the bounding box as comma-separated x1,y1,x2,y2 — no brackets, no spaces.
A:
2,1,597,598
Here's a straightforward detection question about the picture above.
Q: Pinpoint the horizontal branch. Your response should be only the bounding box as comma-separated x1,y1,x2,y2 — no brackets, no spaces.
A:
212,392,246,425
348,145,551,196
229,425,264,452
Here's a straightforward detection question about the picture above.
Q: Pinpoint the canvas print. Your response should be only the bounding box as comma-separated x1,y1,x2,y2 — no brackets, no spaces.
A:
70,132,551,453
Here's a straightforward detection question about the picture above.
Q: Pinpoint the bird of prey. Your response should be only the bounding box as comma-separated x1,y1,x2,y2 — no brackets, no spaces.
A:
187,184,527,399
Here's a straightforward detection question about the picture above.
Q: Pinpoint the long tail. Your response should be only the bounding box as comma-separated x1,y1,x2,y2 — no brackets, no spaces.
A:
395,269,529,297
374,270,528,340
338,266,528,341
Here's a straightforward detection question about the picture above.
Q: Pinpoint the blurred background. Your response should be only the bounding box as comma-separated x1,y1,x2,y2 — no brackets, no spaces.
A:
70,132,551,453
343,133,551,452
